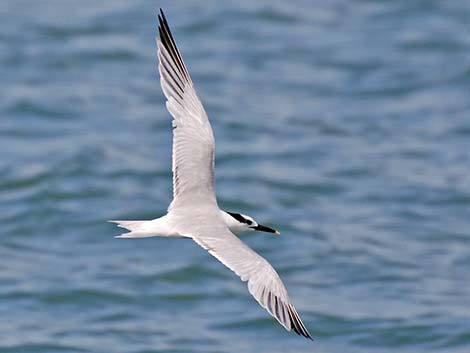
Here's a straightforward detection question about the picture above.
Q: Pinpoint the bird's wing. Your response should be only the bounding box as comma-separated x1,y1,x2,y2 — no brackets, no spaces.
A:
157,10,216,210
191,225,312,339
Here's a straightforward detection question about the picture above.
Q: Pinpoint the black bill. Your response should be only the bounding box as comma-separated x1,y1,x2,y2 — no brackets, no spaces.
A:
252,224,280,235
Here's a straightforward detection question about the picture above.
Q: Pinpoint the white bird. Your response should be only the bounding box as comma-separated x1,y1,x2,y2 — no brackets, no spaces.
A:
110,9,312,340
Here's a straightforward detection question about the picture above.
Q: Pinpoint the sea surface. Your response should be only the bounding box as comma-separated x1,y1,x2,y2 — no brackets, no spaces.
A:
1,1,469,352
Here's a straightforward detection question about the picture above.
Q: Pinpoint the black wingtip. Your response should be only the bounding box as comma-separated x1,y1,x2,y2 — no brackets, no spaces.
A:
158,8,167,28
156,8,191,83
159,8,170,31
288,305,314,341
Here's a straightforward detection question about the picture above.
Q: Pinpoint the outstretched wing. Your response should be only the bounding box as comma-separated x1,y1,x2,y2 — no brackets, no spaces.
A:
191,226,313,340
157,9,216,210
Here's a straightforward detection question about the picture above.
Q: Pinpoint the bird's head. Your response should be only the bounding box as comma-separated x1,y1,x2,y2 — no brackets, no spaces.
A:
222,210,280,236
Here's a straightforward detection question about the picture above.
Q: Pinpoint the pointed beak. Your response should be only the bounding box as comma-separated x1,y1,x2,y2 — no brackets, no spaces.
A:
252,224,280,235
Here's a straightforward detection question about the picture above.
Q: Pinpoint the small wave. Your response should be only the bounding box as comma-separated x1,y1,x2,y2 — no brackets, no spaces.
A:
0,343,88,353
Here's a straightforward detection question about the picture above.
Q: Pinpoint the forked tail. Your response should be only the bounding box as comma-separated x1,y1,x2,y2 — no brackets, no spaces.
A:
108,220,154,238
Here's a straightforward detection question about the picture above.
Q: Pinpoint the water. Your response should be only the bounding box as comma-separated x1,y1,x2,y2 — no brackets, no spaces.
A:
1,1,469,352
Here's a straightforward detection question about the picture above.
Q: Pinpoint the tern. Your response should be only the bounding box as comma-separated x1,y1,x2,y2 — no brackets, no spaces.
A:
110,9,312,340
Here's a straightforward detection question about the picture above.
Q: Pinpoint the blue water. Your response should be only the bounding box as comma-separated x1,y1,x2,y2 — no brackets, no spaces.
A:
1,1,470,352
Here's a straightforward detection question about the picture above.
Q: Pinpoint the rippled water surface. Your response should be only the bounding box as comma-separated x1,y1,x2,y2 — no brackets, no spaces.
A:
1,1,470,352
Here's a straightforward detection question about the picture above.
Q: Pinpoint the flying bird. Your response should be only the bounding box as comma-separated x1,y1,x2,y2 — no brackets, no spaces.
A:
110,9,312,340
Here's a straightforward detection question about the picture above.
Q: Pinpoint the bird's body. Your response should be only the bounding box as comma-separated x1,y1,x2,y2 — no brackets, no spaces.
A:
110,9,312,340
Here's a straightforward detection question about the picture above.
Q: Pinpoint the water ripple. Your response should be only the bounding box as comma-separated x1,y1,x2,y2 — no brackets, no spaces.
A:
1,1,469,352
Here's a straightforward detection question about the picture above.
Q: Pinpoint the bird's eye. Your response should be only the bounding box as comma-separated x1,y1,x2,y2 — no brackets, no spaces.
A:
246,220,253,225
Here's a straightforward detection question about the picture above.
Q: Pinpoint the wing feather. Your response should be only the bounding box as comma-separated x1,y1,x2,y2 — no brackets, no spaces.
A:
191,228,313,340
157,9,216,209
